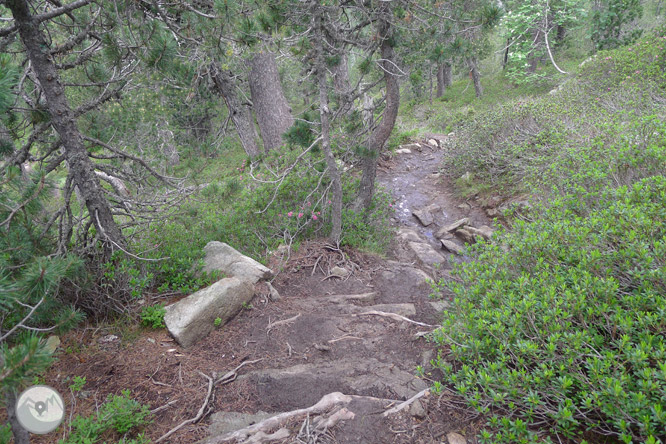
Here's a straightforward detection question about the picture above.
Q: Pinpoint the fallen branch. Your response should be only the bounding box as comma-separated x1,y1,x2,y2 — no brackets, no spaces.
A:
266,313,301,336
216,359,263,385
353,311,435,328
155,372,214,443
382,389,430,417
156,360,262,443
150,399,178,415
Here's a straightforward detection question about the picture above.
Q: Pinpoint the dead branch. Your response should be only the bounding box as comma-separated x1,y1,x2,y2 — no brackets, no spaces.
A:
155,371,214,443
382,389,430,417
266,313,301,336
353,311,435,328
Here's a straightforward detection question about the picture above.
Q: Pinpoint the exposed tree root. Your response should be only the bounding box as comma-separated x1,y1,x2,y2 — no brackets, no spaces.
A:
353,310,435,327
382,389,430,416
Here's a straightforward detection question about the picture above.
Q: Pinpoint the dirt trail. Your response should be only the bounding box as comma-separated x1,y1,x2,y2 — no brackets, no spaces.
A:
41,136,491,444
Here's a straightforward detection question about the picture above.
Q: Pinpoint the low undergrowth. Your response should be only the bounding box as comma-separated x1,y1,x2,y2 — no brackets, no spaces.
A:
441,27,666,199
432,177,666,443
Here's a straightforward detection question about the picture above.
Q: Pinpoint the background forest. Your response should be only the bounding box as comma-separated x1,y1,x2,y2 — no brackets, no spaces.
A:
1,0,665,443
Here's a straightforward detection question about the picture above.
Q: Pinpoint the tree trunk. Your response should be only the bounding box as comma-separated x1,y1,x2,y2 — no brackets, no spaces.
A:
5,389,30,444
355,5,400,211
313,3,343,241
332,52,352,114
436,63,444,98
466,57,483,98
210,63,261,158
437,62,452,96
7,0,124,254
248,51,294,152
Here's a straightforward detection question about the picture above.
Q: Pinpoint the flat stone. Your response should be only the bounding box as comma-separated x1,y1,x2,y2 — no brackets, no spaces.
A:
203,241,273,284
395,148,412,154
397,228,422,243
429,301,450,312
412,204,440,227
242,358,428,406
164,277,253,347
447,432,467,444
435,218,469,238
323,292,377,304
408,242,445,266
266,282,281,301
330,266,349,278
441,239,464,255
409,398,427,418
467,225,494,240
208,411,275,436
455,228,476,244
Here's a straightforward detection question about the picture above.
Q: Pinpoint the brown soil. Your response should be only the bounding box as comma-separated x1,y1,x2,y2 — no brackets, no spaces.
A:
24,136,491,444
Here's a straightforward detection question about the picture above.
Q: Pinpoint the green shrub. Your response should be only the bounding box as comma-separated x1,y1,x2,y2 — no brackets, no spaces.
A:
59,390,151,444
140,303,166,329
442,27,666,200
432,177,666,443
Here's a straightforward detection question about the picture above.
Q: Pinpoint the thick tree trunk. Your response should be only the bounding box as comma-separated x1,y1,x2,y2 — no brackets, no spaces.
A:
248,51,294,152
5,389,30,444
355,5,399,211
210,63,261,158
7,0,124,253
466,57,483,98
313,4,343,241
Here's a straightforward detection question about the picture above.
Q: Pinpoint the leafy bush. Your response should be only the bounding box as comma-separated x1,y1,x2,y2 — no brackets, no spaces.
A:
140,303,166,329
431,177,666,443
60,390,151,444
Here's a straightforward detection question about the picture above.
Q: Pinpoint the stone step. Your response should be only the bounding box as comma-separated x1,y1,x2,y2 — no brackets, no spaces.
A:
239,357,428,411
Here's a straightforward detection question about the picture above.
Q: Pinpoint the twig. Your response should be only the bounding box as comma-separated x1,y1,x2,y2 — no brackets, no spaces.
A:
382,389,430,416
353,311,435,328
155,372,214,443
150,399,178,414
266,313,301,336
215,359,263,385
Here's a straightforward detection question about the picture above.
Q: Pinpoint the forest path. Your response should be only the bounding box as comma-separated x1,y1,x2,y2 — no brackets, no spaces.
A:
193,136,491,443
41,136,490,444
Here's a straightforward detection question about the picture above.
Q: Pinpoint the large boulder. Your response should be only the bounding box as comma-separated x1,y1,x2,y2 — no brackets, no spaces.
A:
165,277,253,348
203,241,273,284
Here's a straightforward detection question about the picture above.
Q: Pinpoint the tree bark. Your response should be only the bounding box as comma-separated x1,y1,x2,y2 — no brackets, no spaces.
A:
355,5,400,211
210,63,261,158
7,0,124,253
248,51,294,153
5,389,30,444
313,2,343,241
332,52,352,114
436,62,452,98
466,57,483,98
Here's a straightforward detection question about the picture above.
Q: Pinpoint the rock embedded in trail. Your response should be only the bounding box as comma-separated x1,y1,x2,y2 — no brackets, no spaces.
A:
203,241,273,284
454,228,476,244
435,218,469,238
412,203,441,227
441,239,464,255
397,228,422,243
408,241,445,266
395,148,412,154
164,277,253,347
